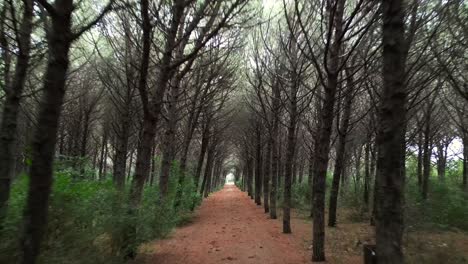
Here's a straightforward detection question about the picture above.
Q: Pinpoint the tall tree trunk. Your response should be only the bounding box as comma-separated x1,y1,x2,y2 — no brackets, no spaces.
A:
312,0,345,260
159,77,181,199
129,0,182,210
270,133,278,218
247,156,254,199
375,0,406,262
263,137,271,213
0,0,34,228
436,141,447,182
298,157,304,183
201,143,215,198
422,119,431,200
328,76,353,227
370,144,377,226
283,80,298,234
308,148,315,218
268,79,280,219
149,145,156,186
363,141,371,211
416,130,423,188
255,127,263,205
113,118,130,189
20,0,73,261
195,122,210,190
130,115,156,206
463,136,467,191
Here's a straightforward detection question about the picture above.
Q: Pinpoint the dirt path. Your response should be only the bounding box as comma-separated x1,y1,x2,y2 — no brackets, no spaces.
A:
145,184,309,264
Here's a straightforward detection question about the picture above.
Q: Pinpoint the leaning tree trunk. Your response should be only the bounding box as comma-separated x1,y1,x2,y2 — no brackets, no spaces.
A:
0,0,33,228
375,0,406,262
20,1,73,262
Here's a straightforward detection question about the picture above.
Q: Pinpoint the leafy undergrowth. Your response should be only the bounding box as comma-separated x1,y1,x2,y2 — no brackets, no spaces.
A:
0,162,202,264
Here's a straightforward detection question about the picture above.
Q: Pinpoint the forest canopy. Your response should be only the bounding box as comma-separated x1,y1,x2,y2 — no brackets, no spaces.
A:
0,0,467,263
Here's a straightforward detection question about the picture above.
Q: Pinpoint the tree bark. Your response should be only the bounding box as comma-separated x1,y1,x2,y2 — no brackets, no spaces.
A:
201,143,215,198
283,77,298,234
363,141,371,210
463,136,467,191
247,156,254,199
435,141,448,182
375,0,406,262
328,76,353,227
159,77,182,199
0,0,34,228
312,0,345,260
255,126,263,205
113,116,130,189
416,130,423,188
422,117,431,200
20,0,73,262
195,121,210,190
263,137,271,213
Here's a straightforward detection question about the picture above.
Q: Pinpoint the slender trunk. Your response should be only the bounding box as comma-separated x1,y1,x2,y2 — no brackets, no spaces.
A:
328,79,353,227
363,141,370,210
263,137,271,213
247,156,254,199
416,130,423,188
370,145,377,226
270,81,280,219
463,136,467,190
255,127,263,205
128,0,154,219
0,0,34,227
283,83,297,234
270,133,278,218
422,119,431,200
436,142,447,182
309,148,315,218
159,78,181,199
149,145,156,186
375,0,406,262
298,158,304,183
103,140,109,178
130,115,156,207
312,0,345,260
20,1,73,261
113,118,130,189
201,144,215,198
195,123,210,190
80,112,90,158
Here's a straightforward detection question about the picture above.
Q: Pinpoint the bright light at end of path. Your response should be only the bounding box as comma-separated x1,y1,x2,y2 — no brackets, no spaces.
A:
225,173,235,185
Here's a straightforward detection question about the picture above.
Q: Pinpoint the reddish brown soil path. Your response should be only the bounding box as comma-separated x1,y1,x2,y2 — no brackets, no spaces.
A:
145,184,310,264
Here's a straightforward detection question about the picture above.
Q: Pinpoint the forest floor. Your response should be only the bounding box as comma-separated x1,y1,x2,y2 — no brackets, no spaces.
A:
137,185,468,264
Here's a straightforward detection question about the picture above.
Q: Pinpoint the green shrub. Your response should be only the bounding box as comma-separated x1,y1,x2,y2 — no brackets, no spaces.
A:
0,161,202,264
